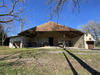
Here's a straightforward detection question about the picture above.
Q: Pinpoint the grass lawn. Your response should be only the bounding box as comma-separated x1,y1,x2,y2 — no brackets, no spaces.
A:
0,46,100,75
95,46,100,48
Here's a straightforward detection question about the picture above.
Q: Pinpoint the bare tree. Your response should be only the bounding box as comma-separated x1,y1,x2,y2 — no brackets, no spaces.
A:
46,0,81,19
79,24,91,34
0,24,3,45
20,19,24,32
96,23,100,36
1,22,16,45
0,0,25,23
0,0,27,45
79,21,100,43
88,21,99,42
20,17,32,32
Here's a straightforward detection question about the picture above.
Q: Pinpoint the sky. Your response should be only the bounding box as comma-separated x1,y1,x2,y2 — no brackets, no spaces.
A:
1,0,100,36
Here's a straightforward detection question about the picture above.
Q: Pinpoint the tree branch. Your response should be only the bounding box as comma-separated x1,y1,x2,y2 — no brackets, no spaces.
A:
0,0,24,23
10,0,19,14
0,19,13,23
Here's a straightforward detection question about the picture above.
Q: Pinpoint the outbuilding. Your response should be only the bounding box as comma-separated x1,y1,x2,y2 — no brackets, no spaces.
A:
9,21,94,49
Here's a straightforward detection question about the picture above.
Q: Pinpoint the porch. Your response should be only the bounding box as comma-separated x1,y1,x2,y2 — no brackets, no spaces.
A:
20,31,84,48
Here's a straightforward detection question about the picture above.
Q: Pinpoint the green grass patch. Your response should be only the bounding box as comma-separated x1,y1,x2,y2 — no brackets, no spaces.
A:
0,46,100,75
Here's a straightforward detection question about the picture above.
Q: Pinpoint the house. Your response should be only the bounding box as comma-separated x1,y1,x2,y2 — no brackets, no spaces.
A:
9,21,94,49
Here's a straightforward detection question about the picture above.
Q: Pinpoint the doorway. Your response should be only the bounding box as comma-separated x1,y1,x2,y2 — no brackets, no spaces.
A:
87,41,94,49
49,37,53,46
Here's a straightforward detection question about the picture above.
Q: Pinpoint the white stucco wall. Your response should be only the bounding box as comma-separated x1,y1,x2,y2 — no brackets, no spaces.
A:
84,34,94,49
9,36,22,48
84,34,88,49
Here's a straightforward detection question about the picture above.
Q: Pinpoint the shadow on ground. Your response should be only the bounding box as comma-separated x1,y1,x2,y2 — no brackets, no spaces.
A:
64,49,100,75
0,51,36,67
63,52,78,75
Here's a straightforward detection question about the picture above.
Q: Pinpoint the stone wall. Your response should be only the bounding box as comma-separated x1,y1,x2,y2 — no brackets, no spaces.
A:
72,35,85,48
31,32,72,46
9,32,88,49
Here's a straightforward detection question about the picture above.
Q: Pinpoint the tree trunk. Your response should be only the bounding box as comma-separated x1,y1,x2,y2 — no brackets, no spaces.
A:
2,37,5,45
2,38,3,45
95,32,99,44
20,21,24,32
2,30,5,45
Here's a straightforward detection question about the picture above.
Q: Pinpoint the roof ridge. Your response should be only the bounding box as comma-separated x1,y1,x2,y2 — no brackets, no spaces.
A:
18,21,84,35
37,21,69,27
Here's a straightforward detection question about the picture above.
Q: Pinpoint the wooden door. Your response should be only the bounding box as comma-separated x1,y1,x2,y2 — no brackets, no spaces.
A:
87,41,94,49
53,38,58,46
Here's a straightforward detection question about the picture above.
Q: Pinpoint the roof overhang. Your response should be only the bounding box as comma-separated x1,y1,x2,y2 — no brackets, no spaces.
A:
18,31,84,38
18,21,84,38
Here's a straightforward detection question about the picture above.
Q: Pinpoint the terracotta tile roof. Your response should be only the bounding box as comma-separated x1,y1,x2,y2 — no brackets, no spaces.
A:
18,21,83,35
32,21,81,31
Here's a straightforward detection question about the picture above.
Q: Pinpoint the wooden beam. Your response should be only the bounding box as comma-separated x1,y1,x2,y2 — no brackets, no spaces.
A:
63,33,66,49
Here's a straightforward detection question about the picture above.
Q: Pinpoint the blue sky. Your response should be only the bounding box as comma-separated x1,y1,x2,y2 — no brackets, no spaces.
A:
1,0,100,36
23,0,100,28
